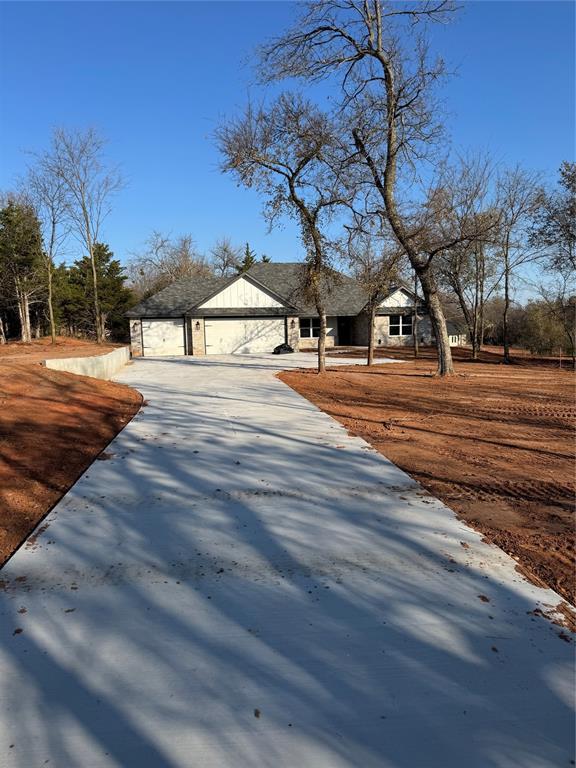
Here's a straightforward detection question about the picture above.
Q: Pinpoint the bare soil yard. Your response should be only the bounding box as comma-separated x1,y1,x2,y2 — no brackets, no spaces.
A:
280,351,576,606
0,336,119,363
0,339,141,567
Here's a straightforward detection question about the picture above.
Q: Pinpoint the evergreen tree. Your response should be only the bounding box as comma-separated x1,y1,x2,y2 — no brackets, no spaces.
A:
236,242,258,273
0,199,45,341
59,243,134,340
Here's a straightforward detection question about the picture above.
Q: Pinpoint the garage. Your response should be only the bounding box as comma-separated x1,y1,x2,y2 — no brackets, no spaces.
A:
141,319,185,356
204,317,285,355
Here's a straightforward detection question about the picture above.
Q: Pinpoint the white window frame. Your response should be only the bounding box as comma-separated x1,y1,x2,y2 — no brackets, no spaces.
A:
389,314,413,336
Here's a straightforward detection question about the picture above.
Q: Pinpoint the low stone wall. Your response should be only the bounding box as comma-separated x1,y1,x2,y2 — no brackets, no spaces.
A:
43,346,131,381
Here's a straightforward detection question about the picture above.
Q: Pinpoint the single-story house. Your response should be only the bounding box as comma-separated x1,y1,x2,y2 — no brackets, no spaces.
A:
126,262,465,356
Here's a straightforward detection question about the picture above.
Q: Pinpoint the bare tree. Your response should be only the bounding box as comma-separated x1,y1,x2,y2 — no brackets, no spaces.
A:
216,94,347,373
435,155,501,359
210,237,241,276
24,163,68,343
412,269,420,358
259,0,464,375
495,166,541,363
44,128,122,342
127,231,210,298
345,214,404,364
538,275,576,368
530,161,576,275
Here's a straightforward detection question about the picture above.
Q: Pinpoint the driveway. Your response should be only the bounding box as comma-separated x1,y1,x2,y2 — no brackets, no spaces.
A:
0,354,573,768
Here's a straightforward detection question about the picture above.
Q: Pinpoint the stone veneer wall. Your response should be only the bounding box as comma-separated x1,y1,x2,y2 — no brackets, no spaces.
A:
298,316,338,349
129,319,143,356
190,317,206,355
373,315,433,347
299,335,337,350
287,317,300,351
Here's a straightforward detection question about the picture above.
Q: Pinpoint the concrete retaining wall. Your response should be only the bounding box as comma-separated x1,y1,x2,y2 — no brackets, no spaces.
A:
44,346,131,381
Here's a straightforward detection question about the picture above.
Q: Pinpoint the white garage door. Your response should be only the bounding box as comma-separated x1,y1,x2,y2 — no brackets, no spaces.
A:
204,317,285,355
141,319,185,356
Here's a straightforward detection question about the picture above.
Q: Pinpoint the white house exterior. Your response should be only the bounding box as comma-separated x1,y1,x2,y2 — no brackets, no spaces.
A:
127,264,466,356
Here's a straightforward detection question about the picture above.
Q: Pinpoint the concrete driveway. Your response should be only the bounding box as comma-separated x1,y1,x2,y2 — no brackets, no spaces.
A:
0,354,573,768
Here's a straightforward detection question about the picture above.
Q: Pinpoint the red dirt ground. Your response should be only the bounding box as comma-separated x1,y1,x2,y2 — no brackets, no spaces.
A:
326,344,574,371
0,339,141,567
0,336,119,363
280,351,576,608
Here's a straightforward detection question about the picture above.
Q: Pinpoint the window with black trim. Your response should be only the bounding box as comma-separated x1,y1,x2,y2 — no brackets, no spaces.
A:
389,314,413,336
300,317,320,338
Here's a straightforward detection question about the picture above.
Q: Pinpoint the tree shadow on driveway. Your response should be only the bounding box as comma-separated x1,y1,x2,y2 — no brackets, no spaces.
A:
0,357,573,768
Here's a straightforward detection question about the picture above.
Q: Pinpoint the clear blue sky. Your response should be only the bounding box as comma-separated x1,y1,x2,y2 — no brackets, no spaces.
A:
0,1,574,267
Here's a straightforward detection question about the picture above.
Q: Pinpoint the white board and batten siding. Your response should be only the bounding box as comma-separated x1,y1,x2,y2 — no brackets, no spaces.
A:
204,317,285,355
379,287,414,309
198,277,283,310
201,277,286,354
141,319,185,356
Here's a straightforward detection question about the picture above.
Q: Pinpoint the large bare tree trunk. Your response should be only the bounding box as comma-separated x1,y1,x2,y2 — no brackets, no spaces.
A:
413,271,419,359
503,258,511,364
367,304,376,366
311,273,327,374
419,270,454,376
471,248,480,359
16,289,32,343
85,233,103,343
478,245,485,356
47,260,56,344
23,294,32,342
317,308,327,374
353,128,454,376
47,219,57,344
99,311,107,342
471,321,479,359
0,316,6,345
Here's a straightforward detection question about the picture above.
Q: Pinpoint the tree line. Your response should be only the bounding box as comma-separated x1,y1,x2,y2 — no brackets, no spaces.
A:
1,2,573,372
0,126,271,344
216,0,575,374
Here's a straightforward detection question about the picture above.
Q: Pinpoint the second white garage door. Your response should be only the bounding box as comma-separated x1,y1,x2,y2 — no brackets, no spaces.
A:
204,317,286,355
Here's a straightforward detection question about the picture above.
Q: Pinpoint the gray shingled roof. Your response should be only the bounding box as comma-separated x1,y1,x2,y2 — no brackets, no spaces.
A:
126,263,370,318
126,275,227,318
247,263,368,316
446,320,467,335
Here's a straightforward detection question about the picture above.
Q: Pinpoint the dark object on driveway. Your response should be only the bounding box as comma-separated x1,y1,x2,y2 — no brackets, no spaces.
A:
272,343,294,355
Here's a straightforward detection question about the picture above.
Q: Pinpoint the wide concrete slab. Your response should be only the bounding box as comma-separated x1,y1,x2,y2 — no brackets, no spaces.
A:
0,354,573,768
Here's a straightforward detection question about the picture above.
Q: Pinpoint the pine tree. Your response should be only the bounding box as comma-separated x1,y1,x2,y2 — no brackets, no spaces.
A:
0,199,44,342
236,242,258,273
59,243,134,340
